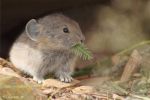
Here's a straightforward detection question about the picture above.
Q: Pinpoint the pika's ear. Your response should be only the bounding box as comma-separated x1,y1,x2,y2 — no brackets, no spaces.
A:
25,19,41,41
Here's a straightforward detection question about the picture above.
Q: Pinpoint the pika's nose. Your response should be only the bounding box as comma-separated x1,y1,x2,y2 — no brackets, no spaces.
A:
81,35,85,43
81,40,84,43
80,36,85,43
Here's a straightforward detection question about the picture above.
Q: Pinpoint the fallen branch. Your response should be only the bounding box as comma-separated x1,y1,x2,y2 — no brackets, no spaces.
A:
120,50,142,82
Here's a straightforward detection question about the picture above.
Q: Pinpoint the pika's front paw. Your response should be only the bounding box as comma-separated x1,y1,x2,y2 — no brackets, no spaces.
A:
59,74,73,83
56,72,73,83
33,77,44,84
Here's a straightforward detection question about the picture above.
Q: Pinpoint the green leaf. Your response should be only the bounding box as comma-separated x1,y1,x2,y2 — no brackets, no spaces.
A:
71,43,93,60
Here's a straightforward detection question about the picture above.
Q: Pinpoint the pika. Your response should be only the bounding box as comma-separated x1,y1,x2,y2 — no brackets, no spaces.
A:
9,13,85,83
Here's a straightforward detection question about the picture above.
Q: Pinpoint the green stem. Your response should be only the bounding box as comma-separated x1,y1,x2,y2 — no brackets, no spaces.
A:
117,40,150,55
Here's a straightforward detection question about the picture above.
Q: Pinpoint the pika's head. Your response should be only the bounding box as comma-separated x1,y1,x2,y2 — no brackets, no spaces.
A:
25,13,85,50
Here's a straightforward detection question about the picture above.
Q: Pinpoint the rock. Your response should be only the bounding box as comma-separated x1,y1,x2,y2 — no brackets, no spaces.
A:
79,77,110,87
0,58,13,68
112,94,125,100
0,67,20,78
43,79,80,88
0,65,3,68
0,74,47,100
72,86,96,94
0,58,22,74
42,88,56,95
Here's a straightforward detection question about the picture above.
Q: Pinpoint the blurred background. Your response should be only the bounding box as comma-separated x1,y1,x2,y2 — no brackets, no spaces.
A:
1,0,150,59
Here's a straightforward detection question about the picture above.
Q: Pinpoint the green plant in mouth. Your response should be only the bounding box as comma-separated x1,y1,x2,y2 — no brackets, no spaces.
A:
71,43,93,60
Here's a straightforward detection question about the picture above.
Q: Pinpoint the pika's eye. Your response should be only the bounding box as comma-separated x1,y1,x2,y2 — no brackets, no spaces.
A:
63,27,69,33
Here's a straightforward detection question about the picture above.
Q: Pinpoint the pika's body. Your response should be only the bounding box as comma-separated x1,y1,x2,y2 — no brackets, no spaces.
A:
9,14,85,83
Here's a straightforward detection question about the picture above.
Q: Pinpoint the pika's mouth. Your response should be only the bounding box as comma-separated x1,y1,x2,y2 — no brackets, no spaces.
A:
70,43,93,60
71,42,83,48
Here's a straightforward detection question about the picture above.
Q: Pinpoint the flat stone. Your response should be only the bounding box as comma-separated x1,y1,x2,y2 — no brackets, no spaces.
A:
0,74,47,100
79,77,110,87
72,86,96,94
0,67,21,78
43,79,80,88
